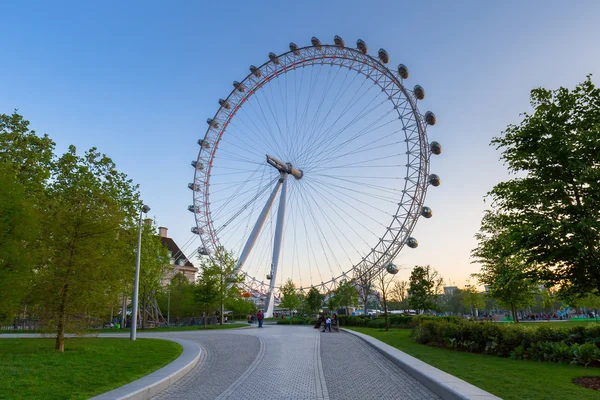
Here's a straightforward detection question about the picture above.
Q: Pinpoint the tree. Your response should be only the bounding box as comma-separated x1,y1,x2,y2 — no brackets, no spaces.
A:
462,285,485,317
473,210,539,323
197,248,244,325
0,112,54,323
137,221,170,328
156,273,197,321
408,265,438,313
354,263,376,316
305,287,325,315
280,279,301,323
34,146,140,351
374,268,396,331
333,280,359,315
225,296,256,320
484,76,600,296
388,280,409,311
194,267,219,328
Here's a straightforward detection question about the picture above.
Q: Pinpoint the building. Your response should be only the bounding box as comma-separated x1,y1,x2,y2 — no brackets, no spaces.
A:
444,286,458,296
158,227,198,285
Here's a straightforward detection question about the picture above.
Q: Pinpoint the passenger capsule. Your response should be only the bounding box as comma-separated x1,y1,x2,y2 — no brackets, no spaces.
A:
334,35,345,47
191,226,205,235
429,174,441,187
357,39,368,54
414,85,425,100
421,206,433,218
207,118,219,129
398,64,409,79
378,48,390,64
386,263,399,274
190,161,204,170
198,246,210,256
233,81,245,92
218,99,230,109
289,42,301,56
188,182,200,191
406,237,419,249
425,111,436,126
249,65,261,77
198,139,210,149
188,205,199,213
268,52,280,65
311,36,322,50
430,141,442,155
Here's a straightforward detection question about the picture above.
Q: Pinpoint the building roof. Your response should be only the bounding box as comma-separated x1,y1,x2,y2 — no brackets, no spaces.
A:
160,236,196,270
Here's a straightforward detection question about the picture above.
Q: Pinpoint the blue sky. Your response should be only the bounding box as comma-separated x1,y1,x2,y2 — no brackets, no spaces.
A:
2,1,599,287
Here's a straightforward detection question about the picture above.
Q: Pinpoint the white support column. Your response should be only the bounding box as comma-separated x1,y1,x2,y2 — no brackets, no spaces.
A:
264,172,288,318
234,178,282,273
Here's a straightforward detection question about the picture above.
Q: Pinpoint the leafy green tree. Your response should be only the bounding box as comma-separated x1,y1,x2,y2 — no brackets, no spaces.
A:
473,210,539,323
156,273,197,321
280,279,301,323
0,112,54,323
194,267,219,328
196,248,243,324
333,280,358,315
484,76,600,296
0,169,39,322
305,287,325,315
34,146,139,351
408,265,438,313
137,221,169,328
326,290,340,314
462,285,485,316
225,296,256,320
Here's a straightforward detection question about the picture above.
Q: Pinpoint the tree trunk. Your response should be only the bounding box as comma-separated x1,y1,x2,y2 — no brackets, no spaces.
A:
383,295,389,331
511,303,519,323
203,310,207,328
55,282,69,352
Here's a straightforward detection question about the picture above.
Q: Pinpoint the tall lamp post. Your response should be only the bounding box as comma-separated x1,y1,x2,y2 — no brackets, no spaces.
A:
130,204,150,341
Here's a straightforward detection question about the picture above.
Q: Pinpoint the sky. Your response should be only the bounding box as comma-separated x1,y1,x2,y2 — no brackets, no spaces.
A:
2,1,599,289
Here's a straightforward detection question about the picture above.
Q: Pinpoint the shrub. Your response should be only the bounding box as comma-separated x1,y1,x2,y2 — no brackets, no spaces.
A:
572,343,600,367
410,319,600,366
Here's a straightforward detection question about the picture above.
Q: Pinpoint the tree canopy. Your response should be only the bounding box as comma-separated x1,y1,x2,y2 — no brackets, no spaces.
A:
481,76,600,296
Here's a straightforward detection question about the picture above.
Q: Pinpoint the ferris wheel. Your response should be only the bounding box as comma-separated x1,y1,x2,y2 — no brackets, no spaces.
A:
189,36,442,316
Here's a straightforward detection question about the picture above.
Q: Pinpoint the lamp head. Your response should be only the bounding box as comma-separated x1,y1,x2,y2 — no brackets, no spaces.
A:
142,205,151,213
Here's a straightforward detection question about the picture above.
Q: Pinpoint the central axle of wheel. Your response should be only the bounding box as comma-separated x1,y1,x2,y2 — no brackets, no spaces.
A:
266,154,303,180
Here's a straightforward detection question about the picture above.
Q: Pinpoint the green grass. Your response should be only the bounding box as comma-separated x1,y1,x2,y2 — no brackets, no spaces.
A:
0,338,182,400
1,323,250,334
348,327,600,400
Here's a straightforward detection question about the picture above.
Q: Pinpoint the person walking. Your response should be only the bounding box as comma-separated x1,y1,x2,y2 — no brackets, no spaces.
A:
257,310,264,328
322,316,331,332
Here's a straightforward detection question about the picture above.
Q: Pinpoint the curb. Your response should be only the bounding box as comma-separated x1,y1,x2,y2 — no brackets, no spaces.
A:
90,337,201,400
341,329,501,400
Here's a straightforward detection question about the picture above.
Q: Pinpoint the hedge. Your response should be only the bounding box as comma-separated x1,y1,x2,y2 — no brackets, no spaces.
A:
411,319,600,366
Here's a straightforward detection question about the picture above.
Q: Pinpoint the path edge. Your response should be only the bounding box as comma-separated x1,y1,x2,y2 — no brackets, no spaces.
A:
341,329,501,400
90,337,201,400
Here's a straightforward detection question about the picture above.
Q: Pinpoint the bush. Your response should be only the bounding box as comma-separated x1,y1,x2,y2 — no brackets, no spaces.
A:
411,319,600,366
276,316,310,325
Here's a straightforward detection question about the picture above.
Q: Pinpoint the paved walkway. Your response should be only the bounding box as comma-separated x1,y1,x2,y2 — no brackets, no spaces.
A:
146,325,439,400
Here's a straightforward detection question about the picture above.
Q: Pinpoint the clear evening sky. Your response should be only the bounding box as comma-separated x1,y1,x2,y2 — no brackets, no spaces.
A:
2,1,599,288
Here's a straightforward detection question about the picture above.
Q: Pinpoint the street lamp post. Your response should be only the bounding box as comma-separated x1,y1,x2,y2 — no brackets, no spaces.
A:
130,204,150,341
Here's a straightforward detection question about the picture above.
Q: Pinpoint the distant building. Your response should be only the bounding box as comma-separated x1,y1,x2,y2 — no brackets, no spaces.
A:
444,286,458,296
158,227,198,285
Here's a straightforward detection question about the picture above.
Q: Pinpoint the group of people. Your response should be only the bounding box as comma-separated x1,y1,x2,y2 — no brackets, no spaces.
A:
247,310,265,327
314,313,339,332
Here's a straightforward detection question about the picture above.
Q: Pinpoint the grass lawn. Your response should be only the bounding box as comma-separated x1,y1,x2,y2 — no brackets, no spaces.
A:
348,327,600,400
0,338,182,400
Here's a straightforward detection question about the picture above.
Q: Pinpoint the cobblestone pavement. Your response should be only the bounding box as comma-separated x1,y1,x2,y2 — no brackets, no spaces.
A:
149,326,439,400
